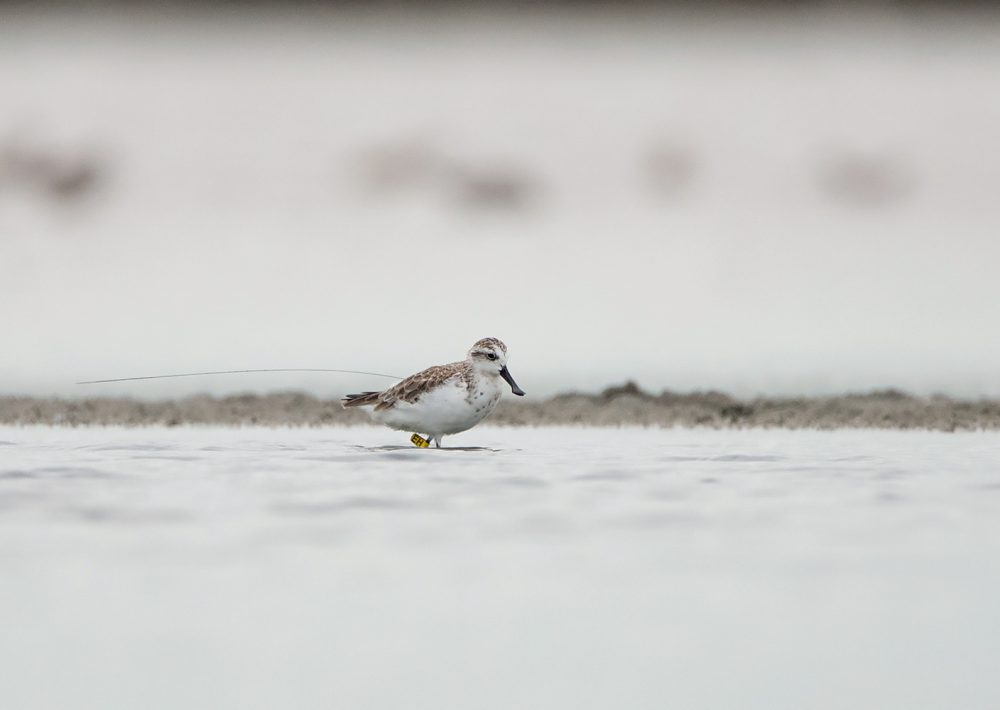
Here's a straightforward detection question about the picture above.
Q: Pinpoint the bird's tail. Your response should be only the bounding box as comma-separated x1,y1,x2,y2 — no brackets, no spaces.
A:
341,391,382,408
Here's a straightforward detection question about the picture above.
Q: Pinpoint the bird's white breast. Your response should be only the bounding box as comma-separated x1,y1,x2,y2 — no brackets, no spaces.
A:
372,373,504,435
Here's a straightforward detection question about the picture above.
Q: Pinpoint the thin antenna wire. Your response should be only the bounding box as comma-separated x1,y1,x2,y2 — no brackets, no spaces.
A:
76,368,402,385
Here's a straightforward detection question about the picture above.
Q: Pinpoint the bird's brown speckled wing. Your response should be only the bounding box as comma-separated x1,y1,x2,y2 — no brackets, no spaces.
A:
373,362,467,411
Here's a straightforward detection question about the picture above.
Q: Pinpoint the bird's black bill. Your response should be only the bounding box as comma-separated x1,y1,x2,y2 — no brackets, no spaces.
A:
500,366,525,396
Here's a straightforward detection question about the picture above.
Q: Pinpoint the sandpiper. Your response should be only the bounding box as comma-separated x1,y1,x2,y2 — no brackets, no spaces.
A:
342,337,525,448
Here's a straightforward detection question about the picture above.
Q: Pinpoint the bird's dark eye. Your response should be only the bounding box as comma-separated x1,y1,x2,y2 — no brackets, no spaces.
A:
486,353,497,361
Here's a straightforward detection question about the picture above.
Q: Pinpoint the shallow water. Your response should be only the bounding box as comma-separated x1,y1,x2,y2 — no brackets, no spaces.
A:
2,425,999,709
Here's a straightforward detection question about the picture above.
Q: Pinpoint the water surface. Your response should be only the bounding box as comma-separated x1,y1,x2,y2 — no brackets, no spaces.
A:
1,426,998,709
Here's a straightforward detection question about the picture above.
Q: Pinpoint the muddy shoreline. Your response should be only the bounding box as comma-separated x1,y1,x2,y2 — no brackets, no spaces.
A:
4,382,1000,431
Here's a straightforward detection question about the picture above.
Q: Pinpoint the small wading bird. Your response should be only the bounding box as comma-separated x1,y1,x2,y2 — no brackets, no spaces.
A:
342,337,525,448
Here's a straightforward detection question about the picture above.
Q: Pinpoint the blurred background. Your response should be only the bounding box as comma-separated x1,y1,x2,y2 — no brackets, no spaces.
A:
3,1,999,400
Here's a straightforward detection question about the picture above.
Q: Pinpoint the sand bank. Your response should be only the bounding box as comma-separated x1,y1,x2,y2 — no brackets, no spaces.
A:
3,383,1000,431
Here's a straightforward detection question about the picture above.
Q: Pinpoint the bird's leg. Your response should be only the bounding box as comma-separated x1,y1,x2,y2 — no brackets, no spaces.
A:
433,436,442,448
